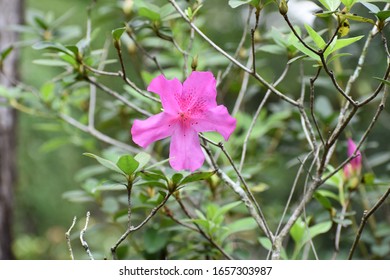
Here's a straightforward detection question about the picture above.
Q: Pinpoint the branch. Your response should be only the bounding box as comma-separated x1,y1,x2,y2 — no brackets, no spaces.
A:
169,0,298,107
348,187,390,259
202,136,273,240
175,195,233,260
80,211,94,260
239,64,290,172
201,139,272,240
65,216,77,260
85,77,152,117
59,113,139,153
111,193,172,258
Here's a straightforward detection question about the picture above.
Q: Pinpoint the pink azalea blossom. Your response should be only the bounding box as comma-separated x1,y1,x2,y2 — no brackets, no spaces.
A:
131,71,236,171
343,138,362,178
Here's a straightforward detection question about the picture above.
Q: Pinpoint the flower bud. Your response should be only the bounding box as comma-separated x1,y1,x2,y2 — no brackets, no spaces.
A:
343,138,362,178
279,0,288,16
191,55,198,71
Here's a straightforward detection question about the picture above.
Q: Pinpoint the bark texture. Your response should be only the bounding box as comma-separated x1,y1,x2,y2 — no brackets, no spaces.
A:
0,0,24,260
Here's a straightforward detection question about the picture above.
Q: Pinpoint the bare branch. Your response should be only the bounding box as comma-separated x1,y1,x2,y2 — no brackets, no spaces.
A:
348,187,390,259
80,211,94,260
65,216,77,260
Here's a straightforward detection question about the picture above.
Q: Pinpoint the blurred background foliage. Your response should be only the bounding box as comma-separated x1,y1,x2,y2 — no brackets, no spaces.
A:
8,0,390,259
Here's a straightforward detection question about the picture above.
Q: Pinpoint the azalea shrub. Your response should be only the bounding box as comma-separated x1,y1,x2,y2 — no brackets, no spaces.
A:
2,0,390,259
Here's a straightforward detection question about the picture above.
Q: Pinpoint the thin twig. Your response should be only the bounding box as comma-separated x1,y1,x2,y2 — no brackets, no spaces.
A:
201,140,272,240
84,64,161,103
59,113,139,153
203,137,273,240
65,216,77,260
85,76,152,116
80,211,94,260
218,6,252,86
169,0,298,107
111,193,172,258
309,66,325,147
175,195,233,260
239,64,290,172
348,187,390,260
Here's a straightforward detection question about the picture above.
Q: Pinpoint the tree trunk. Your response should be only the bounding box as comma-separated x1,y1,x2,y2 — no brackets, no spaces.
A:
0,0,24,260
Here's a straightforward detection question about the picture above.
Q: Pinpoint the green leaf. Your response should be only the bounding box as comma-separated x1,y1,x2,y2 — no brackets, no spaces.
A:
318,0,341,11
65,45,79,56
140,170,168,182
341,0,357,9
116,155,139,176
360,2,380,13
362,172,375,185
32,59,69,67
32,41,73,56
373,77,390,87
112,27,126,41
144,227,169,254
171,173,184,186
1,46,13,60
290,217,306,244
83,153,124,174
303,221,332,244
214,201,242,221
221,217,257,242
314,191,333,210
304,24,326,49
376,10,390,21
179,171,216,186
326,36,364,57
134,152,151,170
343,13,376,24
138,7,161,21
34,16,49,30
228,0,252,8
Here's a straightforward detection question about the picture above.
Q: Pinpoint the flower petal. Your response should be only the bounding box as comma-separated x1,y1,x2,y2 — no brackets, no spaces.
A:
192,105,236,141
347,138,361,169
131,112,175,148
147,75,182,113
181,71,217,112
169,125,204,171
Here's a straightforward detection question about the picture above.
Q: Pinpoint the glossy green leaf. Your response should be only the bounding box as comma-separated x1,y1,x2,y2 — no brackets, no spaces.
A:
116,155,139,176
112,27,126,41
325,36,364,57
179,171,216,186
83,153,124,174
376,10,390,21
228,0,252,8
314,191,333,210
171,173,184,186
318,0,341,11
305,24,326,49
341,0,357,9
138,7,160,21
32,41,73,56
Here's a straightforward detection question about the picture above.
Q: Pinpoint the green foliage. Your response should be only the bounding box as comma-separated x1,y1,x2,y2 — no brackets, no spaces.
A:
9,0,390,260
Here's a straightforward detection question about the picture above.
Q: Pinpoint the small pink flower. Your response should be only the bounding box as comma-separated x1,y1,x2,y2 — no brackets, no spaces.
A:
343,138,362,178
131,71,236,171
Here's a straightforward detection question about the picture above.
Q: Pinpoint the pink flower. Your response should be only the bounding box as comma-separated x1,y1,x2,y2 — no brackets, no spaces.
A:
131,71,236,171
343,138,362,178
